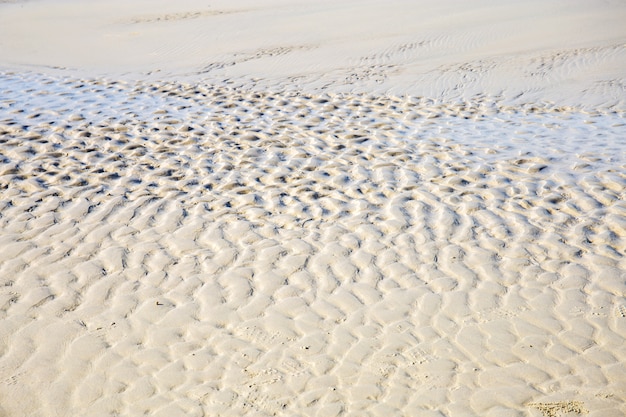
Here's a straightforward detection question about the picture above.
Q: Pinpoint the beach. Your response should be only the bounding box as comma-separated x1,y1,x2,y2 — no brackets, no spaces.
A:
0,1,625,416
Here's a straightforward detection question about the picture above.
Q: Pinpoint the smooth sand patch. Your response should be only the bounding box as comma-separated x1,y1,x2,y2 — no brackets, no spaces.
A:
0,0,625,107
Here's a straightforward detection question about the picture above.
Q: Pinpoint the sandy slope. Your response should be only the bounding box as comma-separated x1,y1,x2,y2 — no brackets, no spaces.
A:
0,1,626,417
0,0,625,107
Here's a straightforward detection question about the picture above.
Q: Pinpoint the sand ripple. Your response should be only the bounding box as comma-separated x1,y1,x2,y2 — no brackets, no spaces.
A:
0,72,625,416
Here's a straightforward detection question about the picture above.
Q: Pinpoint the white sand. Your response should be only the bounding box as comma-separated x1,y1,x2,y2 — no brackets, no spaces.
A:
0,1,625,417
1,0,626,107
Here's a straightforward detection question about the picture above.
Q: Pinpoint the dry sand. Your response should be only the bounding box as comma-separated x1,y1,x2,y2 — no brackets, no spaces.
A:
0,1,625,417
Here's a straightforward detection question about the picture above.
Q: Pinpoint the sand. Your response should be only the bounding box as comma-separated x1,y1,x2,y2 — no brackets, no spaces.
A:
0,1,625,417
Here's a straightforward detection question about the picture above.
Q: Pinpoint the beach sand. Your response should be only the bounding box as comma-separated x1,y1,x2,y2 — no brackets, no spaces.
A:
0,1,625,416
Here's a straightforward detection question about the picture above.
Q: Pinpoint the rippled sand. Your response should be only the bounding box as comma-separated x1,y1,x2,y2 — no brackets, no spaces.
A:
1,0,625,416
0,71,624,416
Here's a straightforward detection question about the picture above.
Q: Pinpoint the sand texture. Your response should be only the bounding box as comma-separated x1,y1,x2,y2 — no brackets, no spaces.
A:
1,0,625,416
1,0,626,107
0,72,625,417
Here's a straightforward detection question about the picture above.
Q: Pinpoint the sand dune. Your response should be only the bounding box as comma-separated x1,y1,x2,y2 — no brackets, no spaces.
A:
1,0,625,416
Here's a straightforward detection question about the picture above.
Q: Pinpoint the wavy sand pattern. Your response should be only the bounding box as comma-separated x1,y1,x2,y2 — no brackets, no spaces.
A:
0,71,625,416
1,0,625,416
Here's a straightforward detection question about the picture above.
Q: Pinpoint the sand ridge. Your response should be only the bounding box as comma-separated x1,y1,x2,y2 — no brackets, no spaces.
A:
0,70,625,416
